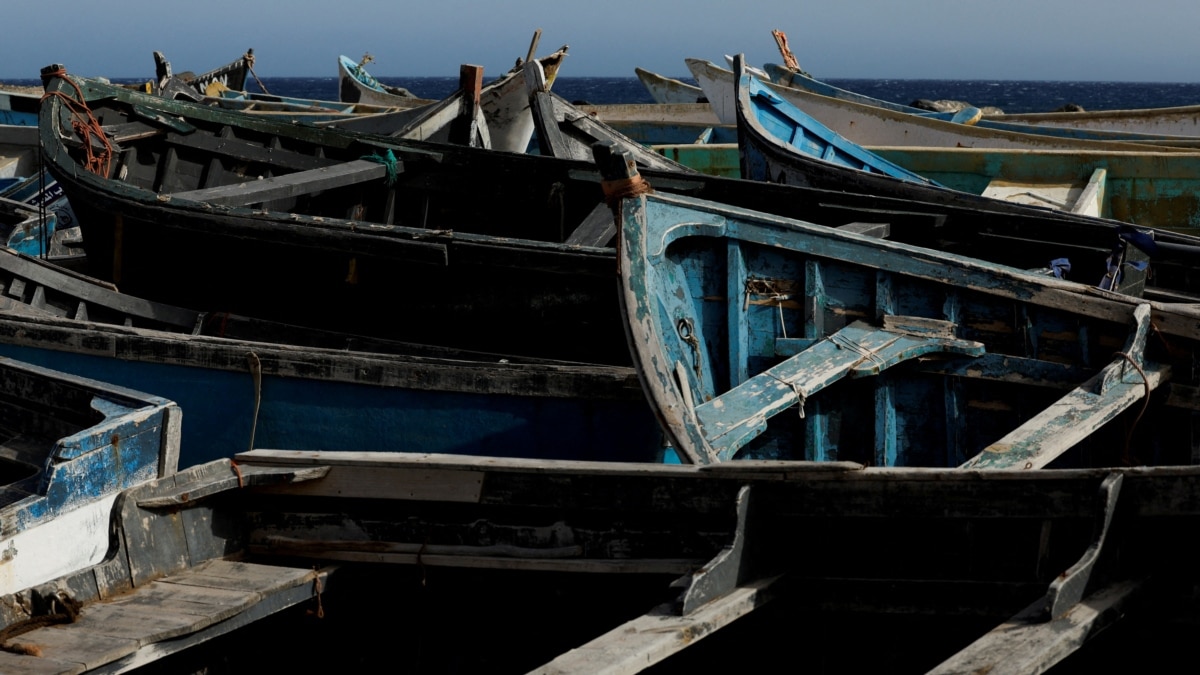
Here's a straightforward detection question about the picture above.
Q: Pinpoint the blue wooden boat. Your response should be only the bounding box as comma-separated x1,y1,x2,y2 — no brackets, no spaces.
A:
734,55,1200,236
0,88,39,127
0,355,179,595
0,247,666,467
604,145,1200,467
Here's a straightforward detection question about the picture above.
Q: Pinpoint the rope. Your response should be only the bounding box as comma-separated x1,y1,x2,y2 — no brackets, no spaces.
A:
360,149,400,186
600,174,653,208
244,49,270,94
765,371,807,419
772,293,789,339
247,352,262,451
829,331,887,371
307,569,325,619
40,68,113,177
230,459,245,489
1114,351,1151,466
0,593,81,654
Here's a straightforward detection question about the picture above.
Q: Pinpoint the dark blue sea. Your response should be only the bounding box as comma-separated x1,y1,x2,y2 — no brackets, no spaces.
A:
10,75,1200,113
236,76,1200,113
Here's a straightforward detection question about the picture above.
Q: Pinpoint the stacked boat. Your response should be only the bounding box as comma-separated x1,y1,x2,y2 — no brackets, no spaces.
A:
7,36,1200,673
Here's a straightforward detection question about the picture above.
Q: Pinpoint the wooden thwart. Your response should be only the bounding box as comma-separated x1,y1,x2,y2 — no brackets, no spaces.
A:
528,575,781,675
695,319,984,461
963,304,1165,470
168,158,393,207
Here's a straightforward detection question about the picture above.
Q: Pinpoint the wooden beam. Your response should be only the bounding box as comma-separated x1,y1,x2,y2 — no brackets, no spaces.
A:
962,305,1166,470
695,320,984,461
564,202,616,247
168,159,391,207
528,575,781,675
929,578,1146,675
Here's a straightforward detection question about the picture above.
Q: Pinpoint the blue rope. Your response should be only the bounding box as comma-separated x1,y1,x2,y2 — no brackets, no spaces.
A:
360,149,399,186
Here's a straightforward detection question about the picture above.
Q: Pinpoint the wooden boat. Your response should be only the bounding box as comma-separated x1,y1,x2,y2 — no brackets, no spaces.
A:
12,443,1200,671
762,61,1200,145
38,65,1200,369
0,246,666,467
690,57,1200,150
148,48,258,99
0,356,179,596
578,101,721,126
634,66,706,104
39,64,644,364
0,123,36,182
605,145,1200,469
0,87,39,127
991,104,1200,138
338,53,425,105
734,55,1200,236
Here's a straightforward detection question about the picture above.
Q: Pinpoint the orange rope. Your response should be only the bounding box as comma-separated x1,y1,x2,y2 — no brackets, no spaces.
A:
600,174,653,208
40,68,113,177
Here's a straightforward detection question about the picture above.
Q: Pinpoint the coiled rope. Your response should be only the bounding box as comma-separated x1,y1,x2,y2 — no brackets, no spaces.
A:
40,67,113,177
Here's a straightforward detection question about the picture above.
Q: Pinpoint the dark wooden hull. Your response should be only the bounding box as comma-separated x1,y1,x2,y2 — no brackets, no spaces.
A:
40,70,1200,371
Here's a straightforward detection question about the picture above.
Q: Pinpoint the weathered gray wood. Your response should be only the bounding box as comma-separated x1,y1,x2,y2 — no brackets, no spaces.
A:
168,159,388,207
835,221,891,238
564,202,617,247
88,566,333,675
529,575,781,675
0,650,84,673
0,560,327,673
162,131,337,172
929,578,1145,675
963,305,1165,469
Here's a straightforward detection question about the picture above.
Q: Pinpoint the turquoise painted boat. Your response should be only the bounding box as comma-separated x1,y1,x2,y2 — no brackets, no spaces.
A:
606,146,1200,467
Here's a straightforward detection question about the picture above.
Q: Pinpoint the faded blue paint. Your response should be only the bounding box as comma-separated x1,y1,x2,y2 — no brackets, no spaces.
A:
0,358,175,534
0,344,665,468
745,74,943,187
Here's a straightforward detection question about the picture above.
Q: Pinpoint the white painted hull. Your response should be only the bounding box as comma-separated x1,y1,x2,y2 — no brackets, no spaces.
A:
991,106,1200,137
687,58,1193,152
0,494,120,595
634,67,705,104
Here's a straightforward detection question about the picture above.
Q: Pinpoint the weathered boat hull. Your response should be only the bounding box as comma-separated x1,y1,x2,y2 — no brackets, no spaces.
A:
0,356,179,595
0,248,665,467
736,57,1200,236
634,67,706,104
691,57,1200,150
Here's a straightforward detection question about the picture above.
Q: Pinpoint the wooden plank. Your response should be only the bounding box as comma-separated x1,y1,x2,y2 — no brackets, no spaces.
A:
167,159,388,207
163,132,337,172
963,305,1167,470
529,575,781,675
245,464,485,502
929,578,1144,674
564,202,616,247
0,650,84,673
0,561,327,673
695,320,984,461
89,566,333,674
835,221,891,238
247,540,701,574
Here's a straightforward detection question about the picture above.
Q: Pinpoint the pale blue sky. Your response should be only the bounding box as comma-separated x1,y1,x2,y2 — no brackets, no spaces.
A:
4,0,1198,82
